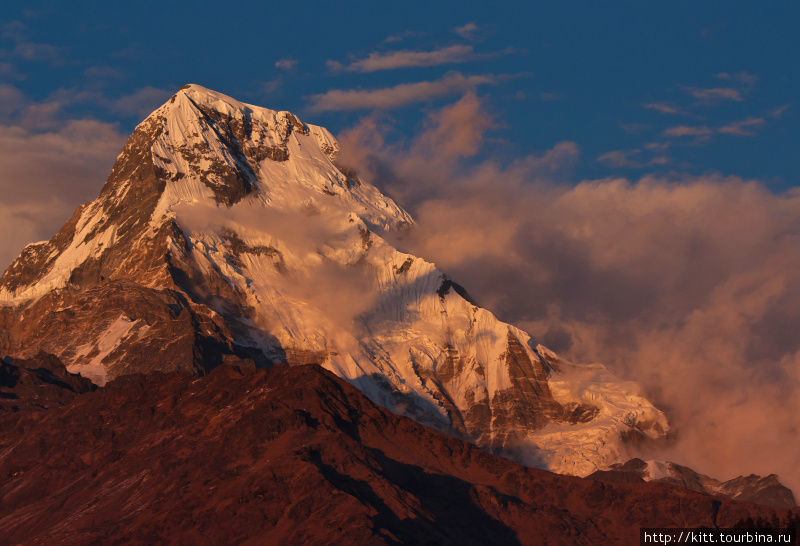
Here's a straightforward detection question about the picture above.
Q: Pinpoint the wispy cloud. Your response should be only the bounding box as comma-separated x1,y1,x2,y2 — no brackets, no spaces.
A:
665,104,786,140
715,71,757,86
682,86,744,103
9,41,60,62
383,30,421,44
83,65,124,80
0,82,173,125
0,62,18,78
274,58,297,70
109,86,172,117
644,141,671,151
0,118,126,270
0,85,126,268
453,23,480,40
259,78,283,95
0,84,27,119
718,116,766,136
643,102,688,116
0,84,90,129
307,72,504,112
619,122,649,134
327,45,509,73
680,72,756,104
663,125,715,138
0,20,62,64
597,148,669,168
769,104,790,119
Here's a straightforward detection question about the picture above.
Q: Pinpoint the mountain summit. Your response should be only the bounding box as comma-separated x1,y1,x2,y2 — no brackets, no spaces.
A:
0,84,667,476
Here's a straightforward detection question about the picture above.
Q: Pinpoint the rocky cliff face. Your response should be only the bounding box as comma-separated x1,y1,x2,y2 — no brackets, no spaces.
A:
0,84,667,476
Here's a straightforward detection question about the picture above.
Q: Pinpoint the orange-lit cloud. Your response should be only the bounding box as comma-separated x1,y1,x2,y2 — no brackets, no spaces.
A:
339,94,800,493
643,102,687,116
597,148,670,168
109,86,171,117
0,89,126,269
274,58,298,70
1,20,63,64
683,86,744,103
663,124,714,138
328,45,480,73
719,116,767,136
307,72,504,111
453,23,480,40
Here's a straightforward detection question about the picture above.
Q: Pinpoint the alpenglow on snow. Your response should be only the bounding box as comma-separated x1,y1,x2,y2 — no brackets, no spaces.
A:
0,84,668,476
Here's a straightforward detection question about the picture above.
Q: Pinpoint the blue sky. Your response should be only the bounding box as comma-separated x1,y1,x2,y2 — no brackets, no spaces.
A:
2,1,798,188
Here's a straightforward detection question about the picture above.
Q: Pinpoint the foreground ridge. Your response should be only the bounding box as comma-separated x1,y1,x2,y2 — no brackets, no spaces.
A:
1,364,796,545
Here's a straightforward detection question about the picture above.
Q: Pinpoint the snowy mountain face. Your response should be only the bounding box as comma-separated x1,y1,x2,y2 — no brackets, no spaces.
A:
0,85,668,476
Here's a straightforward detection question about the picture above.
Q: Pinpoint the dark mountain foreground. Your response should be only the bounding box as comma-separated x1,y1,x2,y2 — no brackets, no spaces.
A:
592,458,796,509
1,359,797,545
1,352,96,413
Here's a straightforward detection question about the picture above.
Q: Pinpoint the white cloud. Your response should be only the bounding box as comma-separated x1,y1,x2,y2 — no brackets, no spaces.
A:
643,102,686,116
715,71,757,86
329,45,486,73
109,86,171,118
0,20,62,64
383,30,420,44
453,22,480,40
0,119,126,269
683,86,743,103
663,125,714,138
769,104,790,119
274,58,297,70
597,149,670,168
307,72,504,112
719,116,766,136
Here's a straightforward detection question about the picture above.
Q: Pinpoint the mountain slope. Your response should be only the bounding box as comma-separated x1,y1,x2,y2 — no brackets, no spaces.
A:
1,364,796,545
0,84,666,476
591,458,797,509
1,352,95,412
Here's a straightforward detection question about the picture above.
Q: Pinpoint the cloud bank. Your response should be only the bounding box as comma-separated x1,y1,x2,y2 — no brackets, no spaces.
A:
0,87,127,270
337,93,800,493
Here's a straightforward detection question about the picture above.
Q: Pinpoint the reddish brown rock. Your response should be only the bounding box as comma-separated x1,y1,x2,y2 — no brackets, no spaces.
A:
592,458,797,510
0,364,796,545
0,352,95,412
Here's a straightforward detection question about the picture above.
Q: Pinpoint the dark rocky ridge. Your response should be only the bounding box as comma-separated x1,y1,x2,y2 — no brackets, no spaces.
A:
591,458,797,510
1,363,797,545
0,279,265,383
0,352,95,412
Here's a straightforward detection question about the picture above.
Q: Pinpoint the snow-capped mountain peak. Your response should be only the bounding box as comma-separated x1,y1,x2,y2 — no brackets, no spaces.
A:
138,84,410,226
0,85,667,476
0,84,410,302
